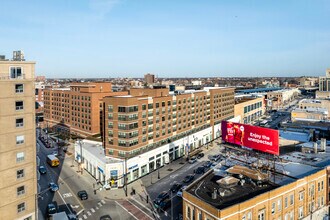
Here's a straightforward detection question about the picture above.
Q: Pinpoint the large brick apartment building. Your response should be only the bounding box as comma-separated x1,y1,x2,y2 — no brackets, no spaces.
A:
73,86,235,187
44,82,127,137
102,87,235,158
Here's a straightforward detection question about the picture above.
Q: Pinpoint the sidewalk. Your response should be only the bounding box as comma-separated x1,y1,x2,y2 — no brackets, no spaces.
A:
61,138,220,201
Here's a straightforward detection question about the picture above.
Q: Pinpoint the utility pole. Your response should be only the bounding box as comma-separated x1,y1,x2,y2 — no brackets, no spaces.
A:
78,139,83,174
124,157,128,197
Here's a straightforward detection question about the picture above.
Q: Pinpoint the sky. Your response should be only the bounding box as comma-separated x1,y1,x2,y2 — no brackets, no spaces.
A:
1,0,330,78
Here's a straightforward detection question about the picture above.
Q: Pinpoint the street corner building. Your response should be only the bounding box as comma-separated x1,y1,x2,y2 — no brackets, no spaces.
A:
74,86,235,188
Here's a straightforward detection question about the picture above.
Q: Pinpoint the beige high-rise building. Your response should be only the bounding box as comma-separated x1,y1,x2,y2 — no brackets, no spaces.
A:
0,54,37,219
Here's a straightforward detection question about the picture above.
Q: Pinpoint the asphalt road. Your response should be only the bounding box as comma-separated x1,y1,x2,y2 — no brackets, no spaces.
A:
144,145,221,220
37,129,135,220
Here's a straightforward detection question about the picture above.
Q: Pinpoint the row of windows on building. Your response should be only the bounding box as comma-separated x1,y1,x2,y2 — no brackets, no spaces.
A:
244,101,263,114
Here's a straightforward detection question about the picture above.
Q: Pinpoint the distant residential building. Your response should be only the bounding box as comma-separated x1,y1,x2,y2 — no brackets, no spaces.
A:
291,107,328,122
35,75,46,82
191,80,202,86
299,77,318,87
234,96,265,124
0,52,37,219
319,69,330,91
144,73,155,84
35,81,45,113
267,88,300,109
44,82,127,137
316,91,330,99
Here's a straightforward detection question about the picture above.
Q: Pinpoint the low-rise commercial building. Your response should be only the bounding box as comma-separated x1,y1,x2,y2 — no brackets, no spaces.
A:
319,69,330,92
182,146,330,220
234,96,265,124
291,108,328,122
267,88,300,109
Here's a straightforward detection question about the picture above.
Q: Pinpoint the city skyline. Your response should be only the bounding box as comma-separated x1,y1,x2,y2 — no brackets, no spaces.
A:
1,0,330,78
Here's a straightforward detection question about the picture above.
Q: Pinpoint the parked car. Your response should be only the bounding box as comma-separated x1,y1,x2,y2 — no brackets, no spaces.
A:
99,215,112,220
203,161,212,168
182,174,195,183
197,153,204,159
39,165,47,174
156,198,171,211
210,154,221,162
47,203,57,216
154,191,170,206
170,182,183,193
195,166,206,174
77,190,88,200
176,186,188,197
188,156,197,164
49,182,59,192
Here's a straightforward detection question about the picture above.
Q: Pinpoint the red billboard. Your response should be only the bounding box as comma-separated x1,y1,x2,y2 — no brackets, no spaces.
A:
221,121,279,155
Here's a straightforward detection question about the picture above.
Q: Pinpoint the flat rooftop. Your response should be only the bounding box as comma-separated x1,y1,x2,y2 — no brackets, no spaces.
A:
187,169,278,210
186,139,330,210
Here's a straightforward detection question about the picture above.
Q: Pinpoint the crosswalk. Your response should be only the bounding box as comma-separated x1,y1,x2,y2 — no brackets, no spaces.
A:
78,199,106,220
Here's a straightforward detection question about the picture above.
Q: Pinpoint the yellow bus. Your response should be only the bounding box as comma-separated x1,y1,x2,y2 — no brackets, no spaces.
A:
47,155,60,167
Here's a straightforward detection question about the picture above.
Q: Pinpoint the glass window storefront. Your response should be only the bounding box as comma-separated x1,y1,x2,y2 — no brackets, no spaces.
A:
132,168,139,180
141,165,147,176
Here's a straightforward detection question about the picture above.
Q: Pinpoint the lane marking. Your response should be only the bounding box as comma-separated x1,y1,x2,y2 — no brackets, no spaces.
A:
79,218,82,220
101,199,106,204
87,211,91,216
57,191,74,215
96,206,99,210
127,199,154,220
76,209,84,216
115,201,139,220
91,208,95,213
83,214,87,219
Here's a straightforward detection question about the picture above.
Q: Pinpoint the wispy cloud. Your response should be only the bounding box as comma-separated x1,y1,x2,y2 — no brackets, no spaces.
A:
89,0,122,17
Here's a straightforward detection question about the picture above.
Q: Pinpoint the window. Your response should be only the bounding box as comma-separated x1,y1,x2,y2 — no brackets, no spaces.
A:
16,152,25,163
278,199,282,211
17,169,24,179
258,209,265,220
10,67,23,79
16,118,24,127
15,101,24,110
187,206,191,219
24,216,32,220
271,202,275,214
298,206,303,219
299,191,304,201
16,135,24,145
284,197,288,208
290,194,294,205
15,84,24,93
290,211,294,220
17,202,25,213
17,186,25,196
247,212,252,220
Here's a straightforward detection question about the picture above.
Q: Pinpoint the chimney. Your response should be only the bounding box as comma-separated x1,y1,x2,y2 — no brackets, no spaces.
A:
321,138,326,152
212,188,217,199
314,142,318,154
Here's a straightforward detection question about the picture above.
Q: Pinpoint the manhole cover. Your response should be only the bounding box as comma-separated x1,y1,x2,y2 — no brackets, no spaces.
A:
167,169,173,171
